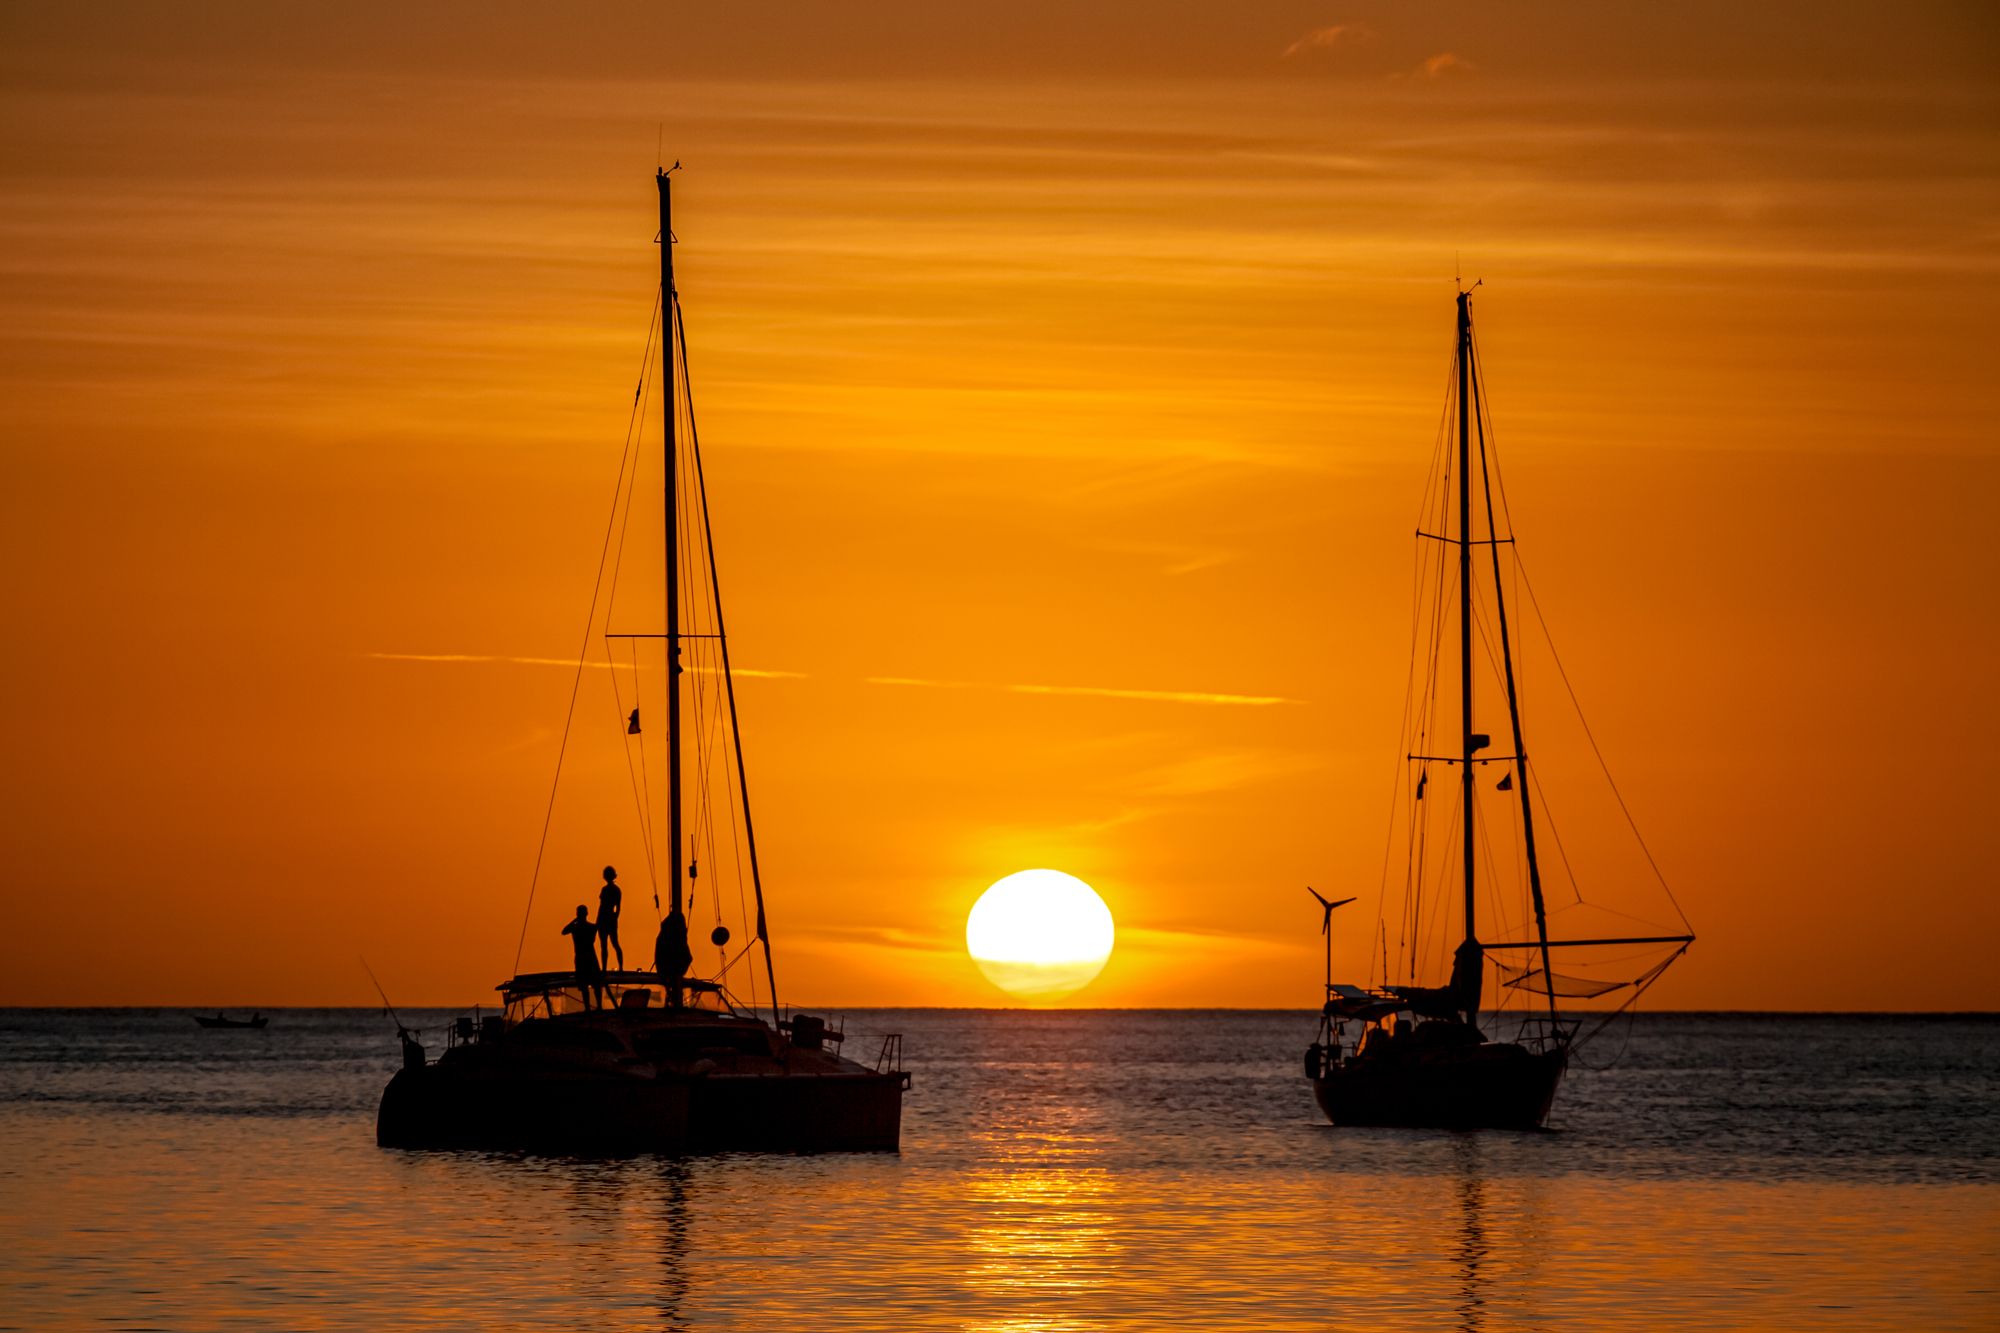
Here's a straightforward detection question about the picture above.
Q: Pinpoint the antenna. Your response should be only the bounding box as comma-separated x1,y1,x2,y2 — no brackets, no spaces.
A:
360,957,410,1038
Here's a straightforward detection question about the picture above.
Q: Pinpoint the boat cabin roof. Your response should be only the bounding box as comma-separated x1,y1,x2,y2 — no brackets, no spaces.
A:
497,971,733,1021
499,970,721,997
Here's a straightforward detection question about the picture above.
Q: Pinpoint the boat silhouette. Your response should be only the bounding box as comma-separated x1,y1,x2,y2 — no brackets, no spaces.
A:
376,170,908,1154
1301,290,1694,1130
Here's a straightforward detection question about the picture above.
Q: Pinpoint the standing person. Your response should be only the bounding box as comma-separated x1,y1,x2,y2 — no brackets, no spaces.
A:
597,866,625,972
561,905,603,1009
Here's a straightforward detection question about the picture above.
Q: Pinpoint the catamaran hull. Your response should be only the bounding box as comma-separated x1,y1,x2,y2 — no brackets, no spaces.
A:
694,1073,904,1152
377,1064,691,1152
376,1065,903,1154
1312,1044,1565,1130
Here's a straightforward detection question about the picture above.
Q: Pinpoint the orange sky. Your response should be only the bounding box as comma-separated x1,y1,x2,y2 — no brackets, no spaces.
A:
3,2,1996,1008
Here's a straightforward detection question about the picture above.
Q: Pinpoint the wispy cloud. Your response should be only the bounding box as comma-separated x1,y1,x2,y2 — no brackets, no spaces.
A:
1091,536,1242,577
790,922,959,954
362,652,804,679
865,675,1299,707
1421,52,1474,78
1009,682,1296,706
367,651,604,668
1283,23,1372,59
1129,748,1324,797
1115,923,1307,963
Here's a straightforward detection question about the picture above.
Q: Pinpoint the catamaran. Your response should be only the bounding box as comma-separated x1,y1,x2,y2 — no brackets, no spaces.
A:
377,170,908,1153
1302,289,1694,1130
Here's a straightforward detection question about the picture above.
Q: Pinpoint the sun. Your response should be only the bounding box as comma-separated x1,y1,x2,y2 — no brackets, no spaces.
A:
965,869,1116,1000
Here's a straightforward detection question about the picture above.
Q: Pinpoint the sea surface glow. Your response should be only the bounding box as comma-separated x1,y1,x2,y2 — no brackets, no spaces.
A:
0,1009,1994,1330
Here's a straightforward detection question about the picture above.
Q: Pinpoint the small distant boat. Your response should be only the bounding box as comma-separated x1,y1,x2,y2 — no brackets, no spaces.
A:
1300,289,1694,1131
194,1012,267,1030
376,170,907,1154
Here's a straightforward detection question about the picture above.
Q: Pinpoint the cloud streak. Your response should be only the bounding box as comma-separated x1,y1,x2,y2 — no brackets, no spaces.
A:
367,656,1282,702
1129,748,1324,797
866,675,1298,707
1283,23,1372,58
363,652,805,679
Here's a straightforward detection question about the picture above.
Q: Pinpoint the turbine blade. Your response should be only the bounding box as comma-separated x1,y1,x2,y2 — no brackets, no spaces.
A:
1307,888,1357,933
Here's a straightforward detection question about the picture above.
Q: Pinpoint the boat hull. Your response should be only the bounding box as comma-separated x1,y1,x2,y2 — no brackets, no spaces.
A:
377,1060,904,1154
693,1072,905,1152
378,1061,692,1153
1312,1042,1564,1130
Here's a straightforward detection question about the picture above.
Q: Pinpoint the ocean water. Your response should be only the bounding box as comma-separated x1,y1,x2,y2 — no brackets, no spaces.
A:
0,1009,1994,1331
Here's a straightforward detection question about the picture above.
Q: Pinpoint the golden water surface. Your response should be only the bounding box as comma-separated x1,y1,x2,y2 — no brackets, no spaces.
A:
1,1010,1993,1330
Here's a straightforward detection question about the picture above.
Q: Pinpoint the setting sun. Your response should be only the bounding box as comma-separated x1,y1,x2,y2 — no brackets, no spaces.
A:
2,6,1995,1331
966,870,1116,1001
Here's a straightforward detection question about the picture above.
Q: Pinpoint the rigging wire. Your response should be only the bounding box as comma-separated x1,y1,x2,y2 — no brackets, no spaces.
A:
1419,785,1463,981
667,299,719,937
1466,314,1536,931
1469,319,1687,934
668,298,768,1008
1525,761,1585,907
1411,457,1460,958
605,303,665,910
603,637,661,911
677,300,771,1015
1469,322,1517,538
648,292,737,994
1371,402,1447,984
1404,492,1459,977
1514,555,1693,931
512,287,663,975
628,635,663,915
1568,944,1689,1060
1473,782,1523,953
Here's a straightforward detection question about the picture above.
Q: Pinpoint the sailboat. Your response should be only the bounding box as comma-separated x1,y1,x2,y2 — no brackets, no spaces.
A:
1302,289,1694,1130
377,170,908,1153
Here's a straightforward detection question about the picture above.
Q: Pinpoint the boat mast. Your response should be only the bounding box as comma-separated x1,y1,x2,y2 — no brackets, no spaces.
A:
1467,318,1560,1028
679,322,784,1029
1457,293,1477,972
659,169,684,921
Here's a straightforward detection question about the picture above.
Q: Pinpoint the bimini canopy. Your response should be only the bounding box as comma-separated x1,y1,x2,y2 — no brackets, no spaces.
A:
499,969,722,998
497,970,731,1020
1322,983,1408,1021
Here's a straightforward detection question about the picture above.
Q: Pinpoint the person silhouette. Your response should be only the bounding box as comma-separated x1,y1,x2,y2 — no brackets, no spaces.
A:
597,866,624,972
561,904,603,1009
655,900,693,1007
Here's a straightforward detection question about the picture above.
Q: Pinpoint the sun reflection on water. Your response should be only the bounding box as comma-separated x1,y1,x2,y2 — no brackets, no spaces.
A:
960,1089,1119,1319
966,1162,1116,1295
